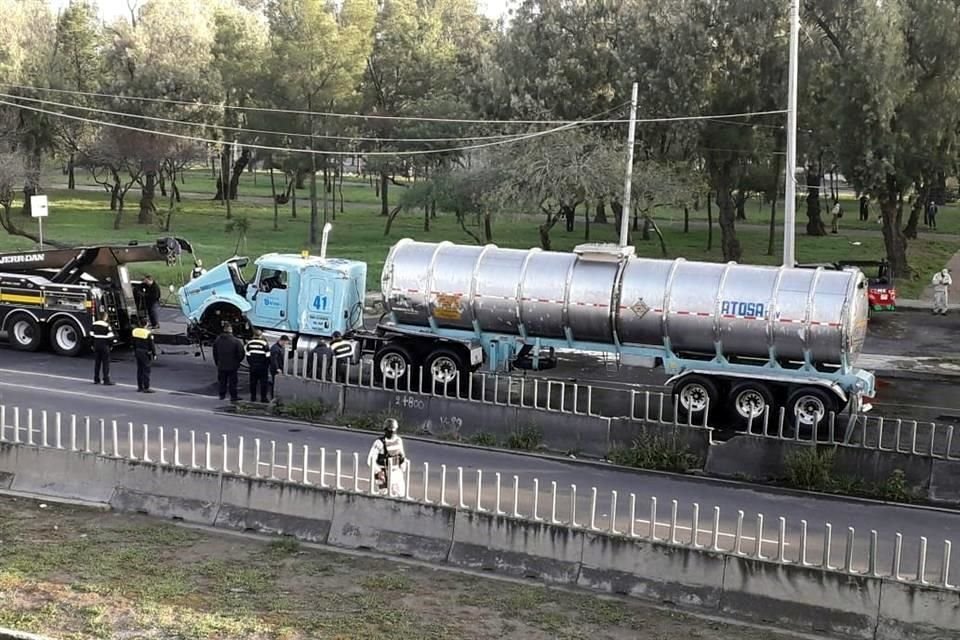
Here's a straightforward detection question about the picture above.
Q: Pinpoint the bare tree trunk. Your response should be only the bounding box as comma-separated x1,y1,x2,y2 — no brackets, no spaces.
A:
483,212,493,243
584,202,590,241
706,192,713,251
879,178,909,279
379,171,389,216
683,206,689,233
594,199,607,224
67,153,76,190
903,177,928,239
338,158,345,214
138,169,158,224
716,186,742,262
767,152,782,256
805,168,826,236
310,153,319,245
383,204,403,235
270,166,279,231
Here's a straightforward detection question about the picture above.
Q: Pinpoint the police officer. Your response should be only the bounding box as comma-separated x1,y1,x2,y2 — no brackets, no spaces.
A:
91,312,115,386
245,329,270,402
366,419,408,497
269,335,290,395
132,318,156,393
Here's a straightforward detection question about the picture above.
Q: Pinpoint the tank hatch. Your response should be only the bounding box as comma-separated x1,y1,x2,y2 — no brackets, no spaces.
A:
572,243,636,262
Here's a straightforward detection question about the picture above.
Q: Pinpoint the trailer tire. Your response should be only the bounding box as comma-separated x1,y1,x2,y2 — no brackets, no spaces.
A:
374,343,418,389
787,387,839,431
49,318,86,357
7,314,43,352
729,381,776,431
673,375,720,424
424,347,466,394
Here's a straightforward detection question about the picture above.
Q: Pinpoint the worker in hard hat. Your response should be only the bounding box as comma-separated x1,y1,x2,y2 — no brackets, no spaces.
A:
366,418,408,497
191,259,206,280
932,268,953,315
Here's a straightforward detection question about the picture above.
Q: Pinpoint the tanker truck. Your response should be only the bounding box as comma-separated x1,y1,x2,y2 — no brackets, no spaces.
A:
178,230,875,429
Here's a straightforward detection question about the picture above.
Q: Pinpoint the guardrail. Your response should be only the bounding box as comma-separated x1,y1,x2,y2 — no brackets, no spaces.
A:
282,351,960,460
0,402,955,592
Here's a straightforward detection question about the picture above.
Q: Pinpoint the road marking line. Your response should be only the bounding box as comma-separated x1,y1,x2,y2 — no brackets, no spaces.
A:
0,368,211,399
0,381,216,415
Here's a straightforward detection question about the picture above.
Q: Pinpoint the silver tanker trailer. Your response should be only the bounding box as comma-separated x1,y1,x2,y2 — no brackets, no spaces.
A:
368,240,875,429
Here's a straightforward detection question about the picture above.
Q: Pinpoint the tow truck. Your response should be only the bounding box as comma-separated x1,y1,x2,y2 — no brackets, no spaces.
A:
0,237,193,356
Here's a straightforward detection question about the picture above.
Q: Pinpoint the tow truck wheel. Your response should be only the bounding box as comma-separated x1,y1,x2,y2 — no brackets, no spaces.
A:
7,314,43,352
374,344,417,389
425,347,466,394
672,375,720,424
729,381,776,431
49,318,85,357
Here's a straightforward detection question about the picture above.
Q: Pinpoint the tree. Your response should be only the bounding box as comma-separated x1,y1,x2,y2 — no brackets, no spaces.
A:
266,0,376,245
49,0,102,190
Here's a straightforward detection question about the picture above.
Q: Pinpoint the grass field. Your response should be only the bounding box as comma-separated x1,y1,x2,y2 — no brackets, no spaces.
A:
0,496,800,640
4,168,956,301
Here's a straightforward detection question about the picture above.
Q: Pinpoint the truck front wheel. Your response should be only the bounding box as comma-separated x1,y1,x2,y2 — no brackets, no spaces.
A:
374,344,418,389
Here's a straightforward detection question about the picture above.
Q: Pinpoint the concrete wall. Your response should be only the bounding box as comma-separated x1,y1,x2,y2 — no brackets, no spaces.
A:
0,441,956,640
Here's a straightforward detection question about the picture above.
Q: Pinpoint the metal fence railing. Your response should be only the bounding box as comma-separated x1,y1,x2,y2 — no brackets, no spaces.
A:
0,402,955,592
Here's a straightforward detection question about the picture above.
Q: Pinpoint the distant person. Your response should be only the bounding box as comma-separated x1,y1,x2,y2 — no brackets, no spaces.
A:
190,259,206,280
927,200,939,230
269,335,290,396
366,418,408,497
245,329,270,403
932,268,953,315
213,324,245,402
859,194,869,221
138,274,162,329
830,200,842,234
309,339,334,380
132,318,156,393
91,312,115,386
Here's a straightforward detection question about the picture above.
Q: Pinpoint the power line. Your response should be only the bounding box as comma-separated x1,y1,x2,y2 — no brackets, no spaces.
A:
0,92,535,144
0,98,597,157
1,83,788,125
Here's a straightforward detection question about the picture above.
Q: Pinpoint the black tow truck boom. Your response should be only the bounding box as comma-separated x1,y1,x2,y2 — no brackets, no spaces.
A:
0,237,193,356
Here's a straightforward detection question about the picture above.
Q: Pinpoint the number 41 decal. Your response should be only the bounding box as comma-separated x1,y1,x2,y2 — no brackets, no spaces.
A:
313,295,329,311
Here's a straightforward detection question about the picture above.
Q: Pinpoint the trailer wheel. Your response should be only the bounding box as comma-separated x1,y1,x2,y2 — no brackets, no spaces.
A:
49,318,85,357
787,387,839,431
425,347,465,393
374,344,417,389
7,314,43,352
729,381,775,431
672,375,719,423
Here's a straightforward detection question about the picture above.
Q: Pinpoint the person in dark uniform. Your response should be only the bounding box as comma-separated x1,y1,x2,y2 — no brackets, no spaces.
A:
91,312,115,385
268,335,290,397
138,275,162,329
213,324,245,402
131,319,156,393
245,329,270,402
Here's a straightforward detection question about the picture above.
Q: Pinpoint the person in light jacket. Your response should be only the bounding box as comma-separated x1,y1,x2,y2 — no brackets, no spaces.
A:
932,268,953,315
366,419,408,497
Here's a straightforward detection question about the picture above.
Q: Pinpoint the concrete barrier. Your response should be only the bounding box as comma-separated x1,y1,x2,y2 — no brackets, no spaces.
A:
448,511,584,584
720,557,882,639
215,474,335,543
420,395,518,441
926,459,960,505
2,445,120,503
608,418,711,464
831,448,932,497
275,376,343,411
704,436,801,480
108,462,223,525
875,580,960,640
328,491,454,562
514,407,610,457
577,533,726,609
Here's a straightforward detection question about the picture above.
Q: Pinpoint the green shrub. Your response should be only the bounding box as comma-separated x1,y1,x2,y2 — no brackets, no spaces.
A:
607,433,701,472
785,447,836,491
275,399,328,422
506,424,542,451
469,432,498,447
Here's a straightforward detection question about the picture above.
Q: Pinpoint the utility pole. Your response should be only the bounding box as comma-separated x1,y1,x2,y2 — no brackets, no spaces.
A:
619,82,639,248
782,0,800,267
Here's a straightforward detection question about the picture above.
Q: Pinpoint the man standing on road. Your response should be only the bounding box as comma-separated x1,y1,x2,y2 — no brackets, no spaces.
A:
269,335,290,398
859,194,869,222
91,312,115,386
132,318,156,393
366,418,409,497
138,275,162,329
932,268,953,315
213,324,245,402
308,339,334,380
245,329,271,402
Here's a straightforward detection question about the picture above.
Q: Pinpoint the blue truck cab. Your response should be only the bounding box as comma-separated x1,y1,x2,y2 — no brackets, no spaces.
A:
178,252,367,343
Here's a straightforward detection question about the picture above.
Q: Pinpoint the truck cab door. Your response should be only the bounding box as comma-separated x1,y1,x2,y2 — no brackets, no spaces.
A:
250,266,290,329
